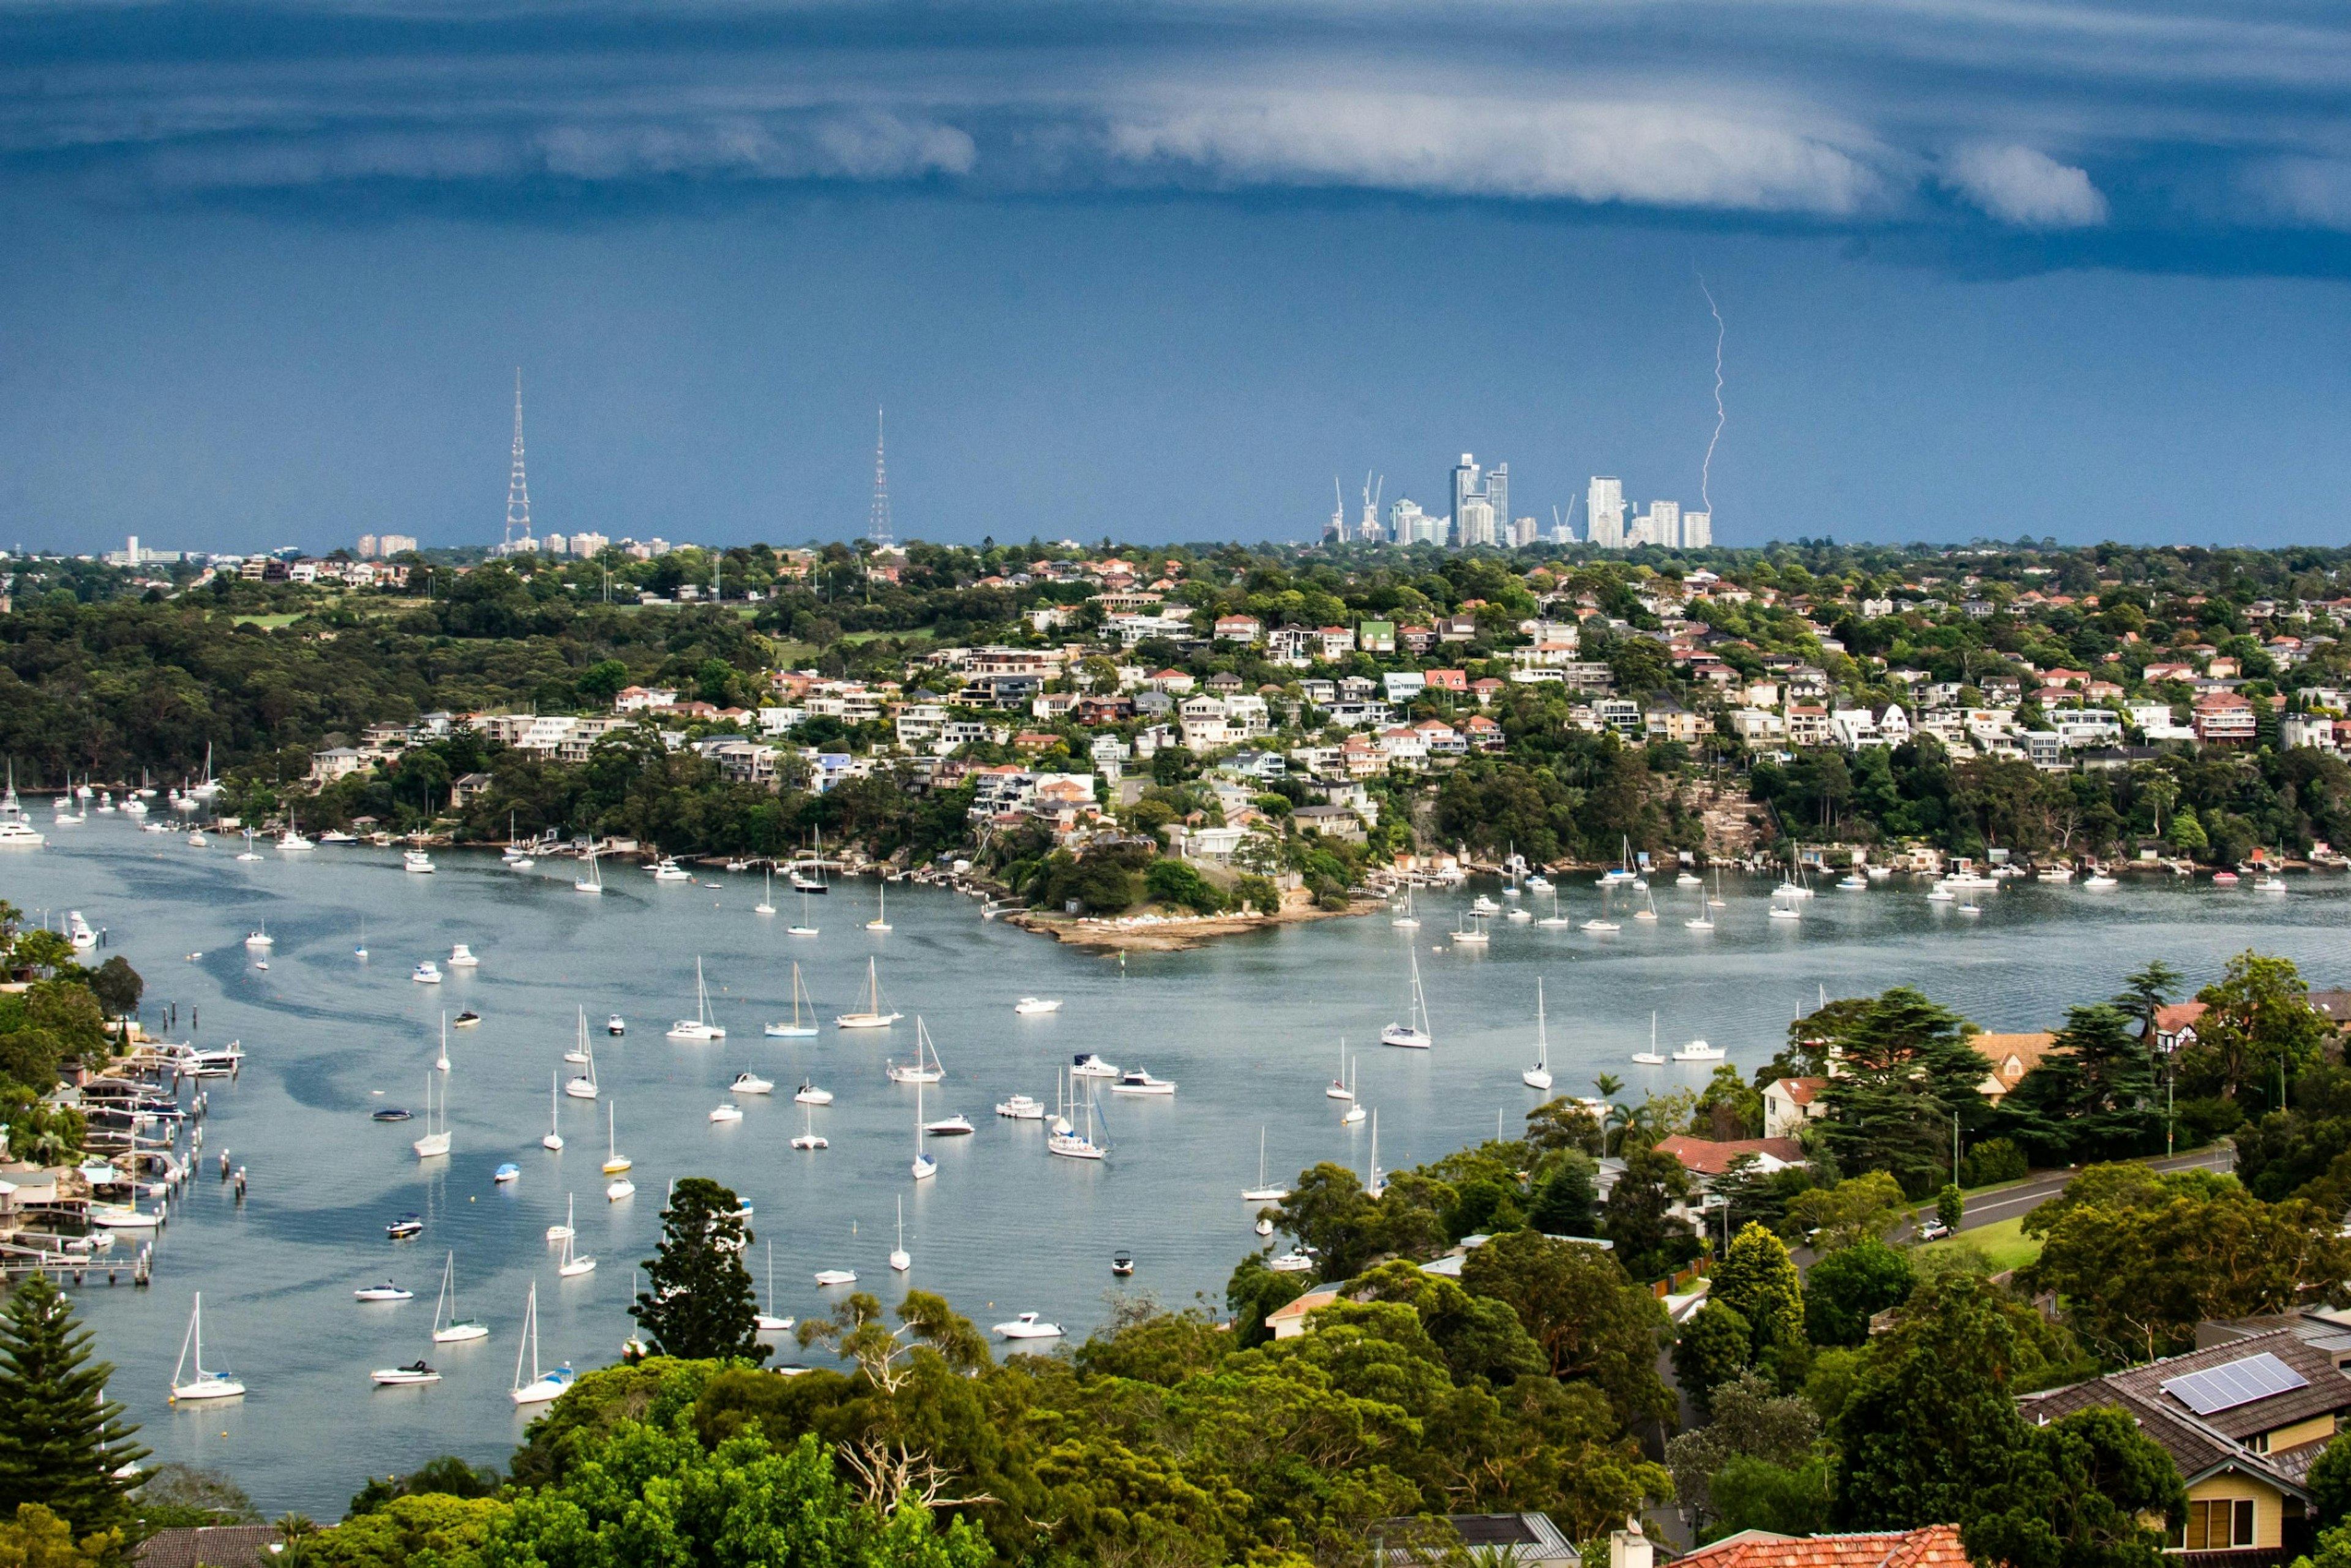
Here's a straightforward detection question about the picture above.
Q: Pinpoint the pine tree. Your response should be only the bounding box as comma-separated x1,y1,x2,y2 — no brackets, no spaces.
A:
631,1178,769,1364
0,1274,148,1542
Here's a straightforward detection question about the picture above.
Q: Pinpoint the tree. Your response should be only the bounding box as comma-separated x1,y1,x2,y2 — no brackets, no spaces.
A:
1832,1273,2034,1529
1673,1304,1754,1412
1804,1239,1916,1348
1269,1163,1383,1280
631,1177,769,1364
1665,1369,1821,1536
1458,1229,1674,1430
0,1503,119,1568
2001,1005,2162,1162
1709,1223,1805,1354
2183,950,2329,1108
1526,1153,1599,1236
1692,1065,1764,1139
1782,1172,1909,1253
1524,1099,1603,1158
2113,961,2183,1043
132,1465,258,1528
1600,1142,1695,1280
2310,1430,2351,1528
0,1275,146,1542
1963,1406,2183,1568
1937,1184,1965,1231
1814,988,1992,1192
83,961,140,1024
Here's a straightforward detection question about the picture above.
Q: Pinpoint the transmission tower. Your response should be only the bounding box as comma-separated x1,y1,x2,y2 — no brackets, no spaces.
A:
505,368,531,548
866,406,893,548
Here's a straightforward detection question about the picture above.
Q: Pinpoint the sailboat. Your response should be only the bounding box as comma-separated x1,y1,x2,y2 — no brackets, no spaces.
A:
1633,888,1659,923
602,1101,634,1196
787,885,819,939
1048,1076,1105,1160
542,1073,567,1151
1341,1059,1365,1125
836,958,902,1029
566,1015,599,1099
911,1078,937,1180
886,1018,945,1084
1630,1012,1667,1065
436,1013,451,1073
169,1294,244,1401
879,1196,909,1272
412,1070,451,1159
1391,886,1420,929
574,847,603,896
557,1215,596,1277
1325,1040,1355,1100
1709,868,1727,908
355,918,368,960
757,1242,794,1329
790,1099,828,1150
790,831,830,893
547,1192,577,1242
866,878,891,932
509,1282,575,1405
1240,1127,1290,1202
1523,980,1554,1089
766,963,819,1037
754,868,777,917
1381,948,1434,1048
1452,910,1490,946
430,1252,490,1343
666,957,727,1041
1365,1109,1385,1199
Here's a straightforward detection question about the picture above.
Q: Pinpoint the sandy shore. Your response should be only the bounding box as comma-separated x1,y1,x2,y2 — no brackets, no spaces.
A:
1005,897,1380,952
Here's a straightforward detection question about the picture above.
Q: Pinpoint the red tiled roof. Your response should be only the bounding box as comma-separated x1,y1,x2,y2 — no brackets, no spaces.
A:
2155,1001,2210,1034
1772,1076,1828,1106
1679,1526,1968,1568
1654,1133,1805,1175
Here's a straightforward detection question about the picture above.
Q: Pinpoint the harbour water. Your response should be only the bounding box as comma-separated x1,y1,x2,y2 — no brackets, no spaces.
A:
10,821,2351,1512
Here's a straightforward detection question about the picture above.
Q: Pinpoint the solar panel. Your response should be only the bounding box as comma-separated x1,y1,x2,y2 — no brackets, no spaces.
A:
2161,1352,2309,1416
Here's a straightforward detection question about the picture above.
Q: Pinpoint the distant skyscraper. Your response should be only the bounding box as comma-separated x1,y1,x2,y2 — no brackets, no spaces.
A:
1389,498,1436,545
1648,500,1681,549
356,534,378,559
1485,464,1508,541
867,407,893,549
1457,499,1496,547
1682,511,1712,548
1450,454,1482,543
1510,516,1539,548
506,369,531,549
1588,478,1625,548
379,533,418,557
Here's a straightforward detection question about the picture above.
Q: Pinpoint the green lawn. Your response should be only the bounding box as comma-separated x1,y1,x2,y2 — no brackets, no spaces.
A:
1924,1215,2040,1272
838,627,934,646
231,613,303,628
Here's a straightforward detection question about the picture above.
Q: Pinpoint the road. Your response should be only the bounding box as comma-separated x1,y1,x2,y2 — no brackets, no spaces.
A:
1892,1145,2236,1245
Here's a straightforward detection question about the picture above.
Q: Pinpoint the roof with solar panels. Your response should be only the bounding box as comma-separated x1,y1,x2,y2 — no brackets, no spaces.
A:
2015,1328,2351,1493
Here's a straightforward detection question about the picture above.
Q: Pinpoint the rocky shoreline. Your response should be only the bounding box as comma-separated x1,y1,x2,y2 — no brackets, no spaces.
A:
1005,895,1382,953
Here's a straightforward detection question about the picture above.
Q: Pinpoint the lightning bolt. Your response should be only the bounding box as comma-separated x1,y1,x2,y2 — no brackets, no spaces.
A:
1697,272,1725,518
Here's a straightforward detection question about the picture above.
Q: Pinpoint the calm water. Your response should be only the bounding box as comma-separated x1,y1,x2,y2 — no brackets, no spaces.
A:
10,818,2351,1512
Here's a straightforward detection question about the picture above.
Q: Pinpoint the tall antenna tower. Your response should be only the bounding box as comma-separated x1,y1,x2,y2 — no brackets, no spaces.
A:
505,368,531,549
866,406,893,549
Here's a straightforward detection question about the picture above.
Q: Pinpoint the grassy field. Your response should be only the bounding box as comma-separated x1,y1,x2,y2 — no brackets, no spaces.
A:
1924,1215,2041,1272
231,613,304,628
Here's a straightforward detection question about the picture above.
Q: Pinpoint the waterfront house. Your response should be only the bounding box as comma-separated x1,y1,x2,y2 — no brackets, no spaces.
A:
1761,1077,1827,1139
1970,1032,2058,1101
1676,1526,1965,1568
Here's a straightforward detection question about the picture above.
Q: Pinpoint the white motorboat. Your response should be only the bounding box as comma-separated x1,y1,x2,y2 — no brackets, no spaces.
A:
430,1253,490,1343
1671,1037,1726,1062
667,956,727,1041
2258,874,2289,893
63,910,97,951
1110,1067,1176,1096
709,1101,743,1124
1071,1053,1119,1078
1240,1127,1290,1202
2084,871,2120,888
731,1070,774,1095
279,814,314,851
606,1177,635,1201
1506,904,1532,923
1255,1217,1275,1236
187,831,206,846
601,1101,631,1175
813,1269,858,1287
576,849,604,895
889,1197,911,1272
1581,917,1620,933
766,962,820,1037
1470,894,1501,916
320,830,358,844
1381,948,1434,1049
448,943,479,968
835,958,902,1029
169,1294,244,1402
1676,871,1703,887
509,1282,575,1405
1523,980,1554,1090
793,1080,834,1106
649,857,691,881
1837,875,1867,891
607,1013,625,1035
1927,884,1956,902
412,1070,451,1160
993,1312,1064,1340
403,849,435,874
923,1113,975,1136
386,1214,425,1239
370,1359,440,1387
353,1281,413,1302
413,961,443,985
2038,865,2072,883
1014,997,1063,1015
996,1093,1045,1119
886,1018,947,1084
244,922,274,950
1266,1250,1314,1274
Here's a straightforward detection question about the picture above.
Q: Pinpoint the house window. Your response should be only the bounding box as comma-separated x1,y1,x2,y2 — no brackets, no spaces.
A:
2248,1433,2270,1454
2179,1498,2256,1550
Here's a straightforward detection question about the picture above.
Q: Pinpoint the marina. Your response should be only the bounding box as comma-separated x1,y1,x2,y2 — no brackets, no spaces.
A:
8,816,2351,1512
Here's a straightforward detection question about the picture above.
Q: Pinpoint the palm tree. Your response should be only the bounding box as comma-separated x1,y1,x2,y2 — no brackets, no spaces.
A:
1592,1072,1624,1100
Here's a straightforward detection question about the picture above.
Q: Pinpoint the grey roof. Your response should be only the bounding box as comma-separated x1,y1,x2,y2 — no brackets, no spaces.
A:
2017,1327,2351,1494
137,1526,280,1568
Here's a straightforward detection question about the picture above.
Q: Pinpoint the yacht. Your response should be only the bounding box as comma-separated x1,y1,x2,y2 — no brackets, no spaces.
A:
1391,886,1420,929
1110,1067,1176,1096
1071,1053,1120,1078
1768,888,1804,921
1381,948,1434,1049
793,1080,834,1106
996,1093,1046,1119
1014,997,1063,1015
413,961,442,985
1049,1081,1106,1160
576,849,604,895
1240,1127,1290,1202
885,1018,946,1084
1633,890,1659,923
1524,872,1551,891
370,1360,441,1388
1327,1042,1355,1100
430,1253,489,1344
1630,1013,1667,1065
649,857,692,881
790,1099,829,1150
353,1281,413,1302
169,1295,245,1402
910,1077,938,1180
757,1244,795,1329
1671,1037,1726,1063
730,1069,774,1096
547,1193,578,1242
765,964,820,1037
1581,916,1621,933
411,1070,451,1159
509,1283,575,1406
448,943,479,969
543,1072,566,1148
923,1112,975,1136
601,1101,631,1175
888,1199,911,1273
403,849,435,873
813,1269,858,1287
385,1214,426,1239
607,1014,626,1035
279,816,314,850
1266,1250,1315,1274
244,922,274,950
992,1312,1065,1340
835,958,902,1029
1453,913,1490,946
709,1102,744,1123
1523,980,1554,1090
557,1217,596,1276
866,879,891,932
666,957,727,1041
319,830,357,844
64,910,97,951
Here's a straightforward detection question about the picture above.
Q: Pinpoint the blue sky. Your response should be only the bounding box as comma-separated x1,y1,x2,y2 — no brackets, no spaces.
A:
3,0,2350,553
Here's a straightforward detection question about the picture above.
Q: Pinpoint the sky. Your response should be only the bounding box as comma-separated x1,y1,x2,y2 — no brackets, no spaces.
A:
4,1,2351,555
